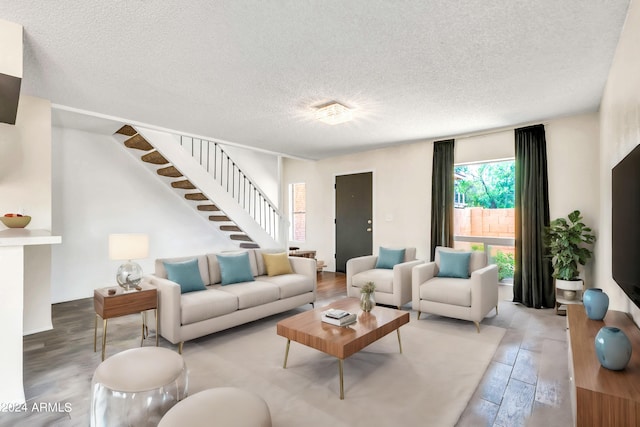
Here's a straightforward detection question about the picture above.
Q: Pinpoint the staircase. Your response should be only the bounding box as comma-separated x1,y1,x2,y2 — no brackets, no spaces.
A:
113,125,284,249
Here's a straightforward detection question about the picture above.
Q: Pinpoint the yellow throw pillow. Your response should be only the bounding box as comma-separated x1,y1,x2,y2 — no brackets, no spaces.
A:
262,252,293,276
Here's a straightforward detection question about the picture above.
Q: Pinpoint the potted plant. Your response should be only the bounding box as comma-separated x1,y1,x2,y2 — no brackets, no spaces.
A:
360,282,376,312
544,210,596,298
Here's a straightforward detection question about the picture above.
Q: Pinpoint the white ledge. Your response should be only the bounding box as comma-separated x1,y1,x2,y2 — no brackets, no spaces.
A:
0,229,62,246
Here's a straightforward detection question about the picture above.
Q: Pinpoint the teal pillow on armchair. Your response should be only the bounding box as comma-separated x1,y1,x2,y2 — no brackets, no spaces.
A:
437,251,472,278
375,247,406,269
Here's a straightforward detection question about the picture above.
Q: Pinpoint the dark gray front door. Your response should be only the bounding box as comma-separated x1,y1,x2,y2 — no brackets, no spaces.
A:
335,172,373,273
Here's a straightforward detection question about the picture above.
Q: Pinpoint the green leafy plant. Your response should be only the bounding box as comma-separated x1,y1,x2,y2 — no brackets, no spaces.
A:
361,281,376,294
494,251,514,281
544,210,596,280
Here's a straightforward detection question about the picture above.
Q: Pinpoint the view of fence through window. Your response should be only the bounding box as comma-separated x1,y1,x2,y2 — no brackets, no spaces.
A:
454,160,515,283
289,183,306,242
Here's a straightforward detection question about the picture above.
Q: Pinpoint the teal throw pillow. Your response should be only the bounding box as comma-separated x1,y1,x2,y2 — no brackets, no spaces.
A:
375,247,406,269
437,251,472,278
218,252,254,285
163,258,206,294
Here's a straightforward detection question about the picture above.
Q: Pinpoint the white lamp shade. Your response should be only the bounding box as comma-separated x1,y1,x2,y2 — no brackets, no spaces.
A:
109,234,149,260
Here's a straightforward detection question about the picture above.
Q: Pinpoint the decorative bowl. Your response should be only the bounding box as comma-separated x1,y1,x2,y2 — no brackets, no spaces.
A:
0,215,31,228
563,290,577,301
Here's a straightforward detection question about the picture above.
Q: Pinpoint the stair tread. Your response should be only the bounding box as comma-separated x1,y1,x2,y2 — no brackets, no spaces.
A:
230,234,253,241
125,134,153,151
172,180,196,189
209,215,231,222
220,225,242,232
141,151,169,165
115,125,137,136
240,243,260,249
157,166,182,178
185,193,208,201
197,204,220,211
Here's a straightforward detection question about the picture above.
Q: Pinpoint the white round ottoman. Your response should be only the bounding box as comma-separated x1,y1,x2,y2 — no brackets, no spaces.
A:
91,347,188,427
158,387,271,427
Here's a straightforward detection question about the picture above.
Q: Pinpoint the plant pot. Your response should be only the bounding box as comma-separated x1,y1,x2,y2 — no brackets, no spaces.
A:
583,288,609,320
595,326,632,370
360,292,375,312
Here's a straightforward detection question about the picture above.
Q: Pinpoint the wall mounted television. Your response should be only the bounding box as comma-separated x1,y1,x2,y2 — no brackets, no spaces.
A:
612,143,640,309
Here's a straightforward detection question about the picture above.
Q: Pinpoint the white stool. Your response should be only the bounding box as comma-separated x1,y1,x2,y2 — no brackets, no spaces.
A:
158,387,271,427
91,347,188,427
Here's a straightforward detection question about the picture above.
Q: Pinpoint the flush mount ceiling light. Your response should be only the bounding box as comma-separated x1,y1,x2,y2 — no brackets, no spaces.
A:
315,102,353,125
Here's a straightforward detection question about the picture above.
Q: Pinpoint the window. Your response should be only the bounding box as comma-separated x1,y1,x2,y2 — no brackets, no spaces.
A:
289,183,306,242
454,160,515,283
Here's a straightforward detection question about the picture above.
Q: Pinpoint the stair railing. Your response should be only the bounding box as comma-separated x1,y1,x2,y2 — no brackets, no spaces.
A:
179,136,284,243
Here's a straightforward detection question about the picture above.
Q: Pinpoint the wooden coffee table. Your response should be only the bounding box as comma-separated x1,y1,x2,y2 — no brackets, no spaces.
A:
276,297,409,399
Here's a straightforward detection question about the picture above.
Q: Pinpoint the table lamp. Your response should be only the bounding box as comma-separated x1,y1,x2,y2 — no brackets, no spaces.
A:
109,234,149,291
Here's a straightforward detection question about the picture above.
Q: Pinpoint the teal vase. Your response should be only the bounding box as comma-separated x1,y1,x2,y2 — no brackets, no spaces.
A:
583,288,609,320
594,326,632,370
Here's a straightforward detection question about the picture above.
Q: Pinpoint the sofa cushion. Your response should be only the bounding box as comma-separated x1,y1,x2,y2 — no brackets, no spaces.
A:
437,251,471,278
255,248,285,276
375,247,406,269
217,252,255,285
180,288,239,325
351,269,394,293
214,281,280,309
155,255,210,286
262,252,293,276
163,259,207,294
256,274,314,299
207,251,259,284
419,277,472,307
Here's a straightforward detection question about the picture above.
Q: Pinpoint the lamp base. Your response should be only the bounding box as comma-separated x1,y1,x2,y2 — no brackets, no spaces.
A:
116,261,143,290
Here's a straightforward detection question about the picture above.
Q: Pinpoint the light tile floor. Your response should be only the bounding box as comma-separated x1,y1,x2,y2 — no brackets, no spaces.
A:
455,285,573,427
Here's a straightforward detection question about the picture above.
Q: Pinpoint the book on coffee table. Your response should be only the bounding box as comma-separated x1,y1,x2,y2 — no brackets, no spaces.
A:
321,310,357,326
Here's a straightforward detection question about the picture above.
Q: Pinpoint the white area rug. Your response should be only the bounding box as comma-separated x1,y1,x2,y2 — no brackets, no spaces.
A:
181,310,505,427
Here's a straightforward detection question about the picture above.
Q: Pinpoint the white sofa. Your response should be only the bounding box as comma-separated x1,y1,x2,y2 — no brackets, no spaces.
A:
412,246,498,332
149,249,316,352
346,247,423,308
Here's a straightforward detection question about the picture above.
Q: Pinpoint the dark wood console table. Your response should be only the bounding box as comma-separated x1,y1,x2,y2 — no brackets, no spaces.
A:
567,304,640,426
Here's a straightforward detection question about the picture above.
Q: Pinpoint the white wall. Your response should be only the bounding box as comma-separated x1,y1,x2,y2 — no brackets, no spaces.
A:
0,95,57,334
220,143,281,209
598,0,640,321
0,18,22,78
283,113,600,272
51,127,239,303
546,113,600,287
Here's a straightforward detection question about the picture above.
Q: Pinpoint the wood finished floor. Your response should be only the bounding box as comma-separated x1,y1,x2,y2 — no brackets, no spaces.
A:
2,272,572,426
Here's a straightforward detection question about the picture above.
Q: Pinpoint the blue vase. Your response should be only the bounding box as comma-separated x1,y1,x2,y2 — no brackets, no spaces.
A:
594,326,632,370
583,288,609,320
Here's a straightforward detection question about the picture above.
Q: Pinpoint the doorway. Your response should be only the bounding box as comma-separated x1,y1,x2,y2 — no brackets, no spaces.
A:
335,172,373,273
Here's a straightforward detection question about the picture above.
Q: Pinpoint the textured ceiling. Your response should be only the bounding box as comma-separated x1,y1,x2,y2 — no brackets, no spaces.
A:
1,1,631,159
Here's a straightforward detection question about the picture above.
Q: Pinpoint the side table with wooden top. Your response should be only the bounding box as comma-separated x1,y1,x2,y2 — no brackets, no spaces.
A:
94,283,158,361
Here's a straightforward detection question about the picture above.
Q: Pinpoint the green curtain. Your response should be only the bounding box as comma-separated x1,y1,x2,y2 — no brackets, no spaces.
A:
514,125,554,308
430,139,455,260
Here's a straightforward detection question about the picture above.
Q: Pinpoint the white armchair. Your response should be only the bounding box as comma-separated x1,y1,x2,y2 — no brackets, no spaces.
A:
346,247,423,308
412,246,499,332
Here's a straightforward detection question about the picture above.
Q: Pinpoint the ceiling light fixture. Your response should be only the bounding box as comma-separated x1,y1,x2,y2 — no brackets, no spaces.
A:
315,102,353,125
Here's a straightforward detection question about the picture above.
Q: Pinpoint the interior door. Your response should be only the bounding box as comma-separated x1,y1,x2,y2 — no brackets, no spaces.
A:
335,172,373,273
